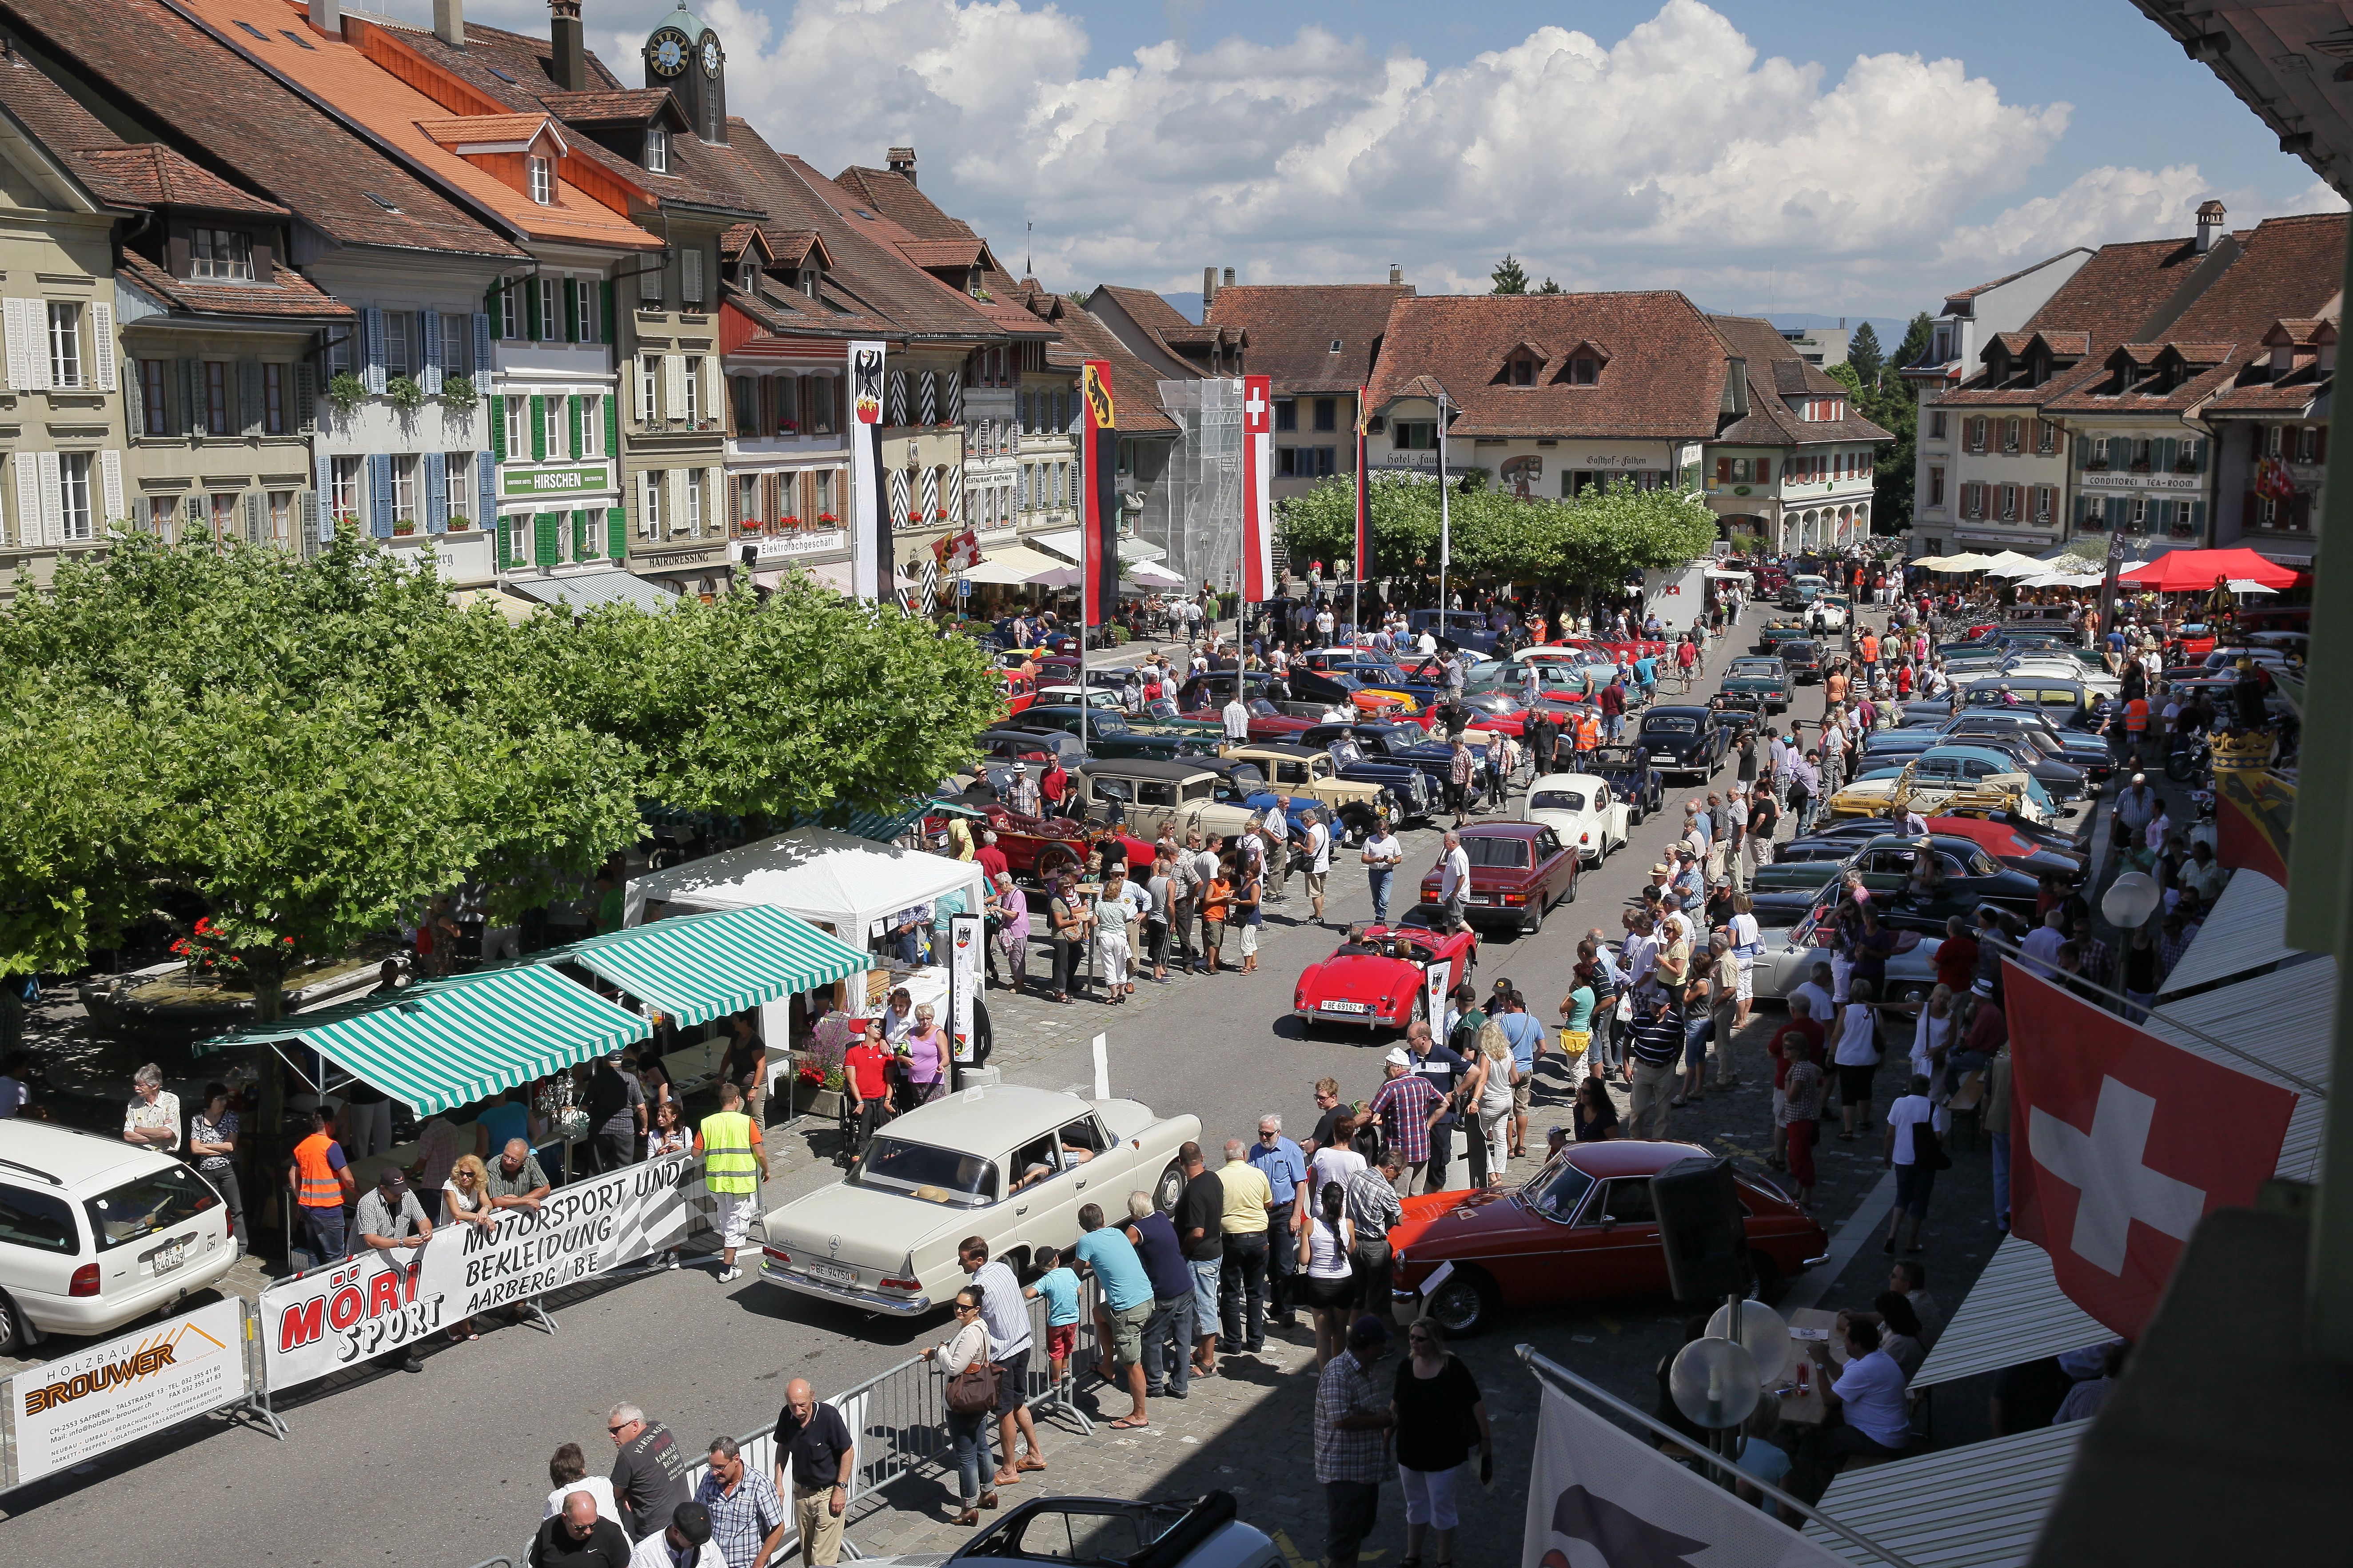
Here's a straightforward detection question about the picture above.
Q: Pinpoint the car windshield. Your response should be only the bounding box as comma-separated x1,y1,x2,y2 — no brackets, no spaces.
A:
1522,1153,1597,1222
849,1138,1002,1208
1643,716,1698,733
84,1163,219,1253
1464,836,1532,868
1730,662,1778,677
1247,699,1281,717
1529,788,1589,813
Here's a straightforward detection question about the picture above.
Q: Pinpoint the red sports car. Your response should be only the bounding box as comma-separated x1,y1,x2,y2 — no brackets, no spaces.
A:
1417,820,1579,935
979,804,1156,884
1925,814,2087,877
1387,1141,1830,1334
1292,919,1478,1033
1179,696,1317,744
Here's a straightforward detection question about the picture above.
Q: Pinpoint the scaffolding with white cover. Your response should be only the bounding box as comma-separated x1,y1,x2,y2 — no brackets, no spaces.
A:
1141,377,1243,592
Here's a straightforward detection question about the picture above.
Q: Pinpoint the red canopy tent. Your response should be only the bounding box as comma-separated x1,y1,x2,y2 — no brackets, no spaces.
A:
2117,547,2303,592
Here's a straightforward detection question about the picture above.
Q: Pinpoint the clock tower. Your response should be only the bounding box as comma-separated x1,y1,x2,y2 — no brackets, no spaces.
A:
642,7,727,146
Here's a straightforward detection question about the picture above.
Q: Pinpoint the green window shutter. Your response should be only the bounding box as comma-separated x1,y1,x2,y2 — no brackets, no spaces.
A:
569,396,583,458
525,281,542,342
563,281,579,344
486,283,503,340
529,395,546,461
605,390,618,456
601,281,615,345
606,504,626,561
572,507,590,558
489,395,506,461
534,511,558,566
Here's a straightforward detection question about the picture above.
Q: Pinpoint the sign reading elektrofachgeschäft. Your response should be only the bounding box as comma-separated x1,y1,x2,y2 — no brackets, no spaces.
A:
257,1156,702,1392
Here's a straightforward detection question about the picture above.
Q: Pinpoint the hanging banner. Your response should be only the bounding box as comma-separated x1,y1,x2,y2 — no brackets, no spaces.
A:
258,1155,701,1392
1241,373,1272,601
1081,359,1119,627
8,1298,250,1485
849,341,887,601
1352,384,1371,583
948,911,983,1065
1425,959,1450,1031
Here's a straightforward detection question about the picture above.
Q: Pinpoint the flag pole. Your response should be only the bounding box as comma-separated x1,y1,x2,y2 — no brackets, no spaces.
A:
1436,390,1452,637
1515,1346,1924,1568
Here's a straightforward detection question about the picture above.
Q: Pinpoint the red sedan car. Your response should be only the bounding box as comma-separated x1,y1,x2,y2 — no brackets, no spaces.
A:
1417,820,1579,935
1292,919,1478,1034
1387,1141,1830,1334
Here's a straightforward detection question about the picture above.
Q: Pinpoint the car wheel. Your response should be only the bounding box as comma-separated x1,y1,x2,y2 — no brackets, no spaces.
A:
1896,983,1930,1007
1155,1161,1187,1216
1424,1266,1502,1337
1748,1250,1787,1306
1564,867,1579,905
0,1290,21,1356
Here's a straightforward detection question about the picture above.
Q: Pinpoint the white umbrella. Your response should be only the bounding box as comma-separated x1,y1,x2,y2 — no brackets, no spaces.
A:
2228,578,2281,596
1981,551,2053,577
1938,552,1998,571
1125,559,1186,588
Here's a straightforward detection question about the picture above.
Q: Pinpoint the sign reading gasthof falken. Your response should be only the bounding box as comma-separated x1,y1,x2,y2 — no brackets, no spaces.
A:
10,1297,247,1484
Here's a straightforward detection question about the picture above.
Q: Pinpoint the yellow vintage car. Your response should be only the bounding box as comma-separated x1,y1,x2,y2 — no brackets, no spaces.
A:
1829,764,2051,826
1219,743,1394,840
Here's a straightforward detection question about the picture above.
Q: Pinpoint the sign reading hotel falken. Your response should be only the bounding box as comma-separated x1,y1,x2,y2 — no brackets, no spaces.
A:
10,1297,247,1484
257,1156,700,1392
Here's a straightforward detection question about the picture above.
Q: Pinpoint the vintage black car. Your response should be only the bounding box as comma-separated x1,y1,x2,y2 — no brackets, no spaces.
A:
1778,638,1825,682
997,706,1223,761
1749,834,2045,922
1586,744,1663,822
1636,704,1729,781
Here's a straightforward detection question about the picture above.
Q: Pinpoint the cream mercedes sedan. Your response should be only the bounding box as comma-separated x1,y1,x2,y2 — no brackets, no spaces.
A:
758,1084,1202,1316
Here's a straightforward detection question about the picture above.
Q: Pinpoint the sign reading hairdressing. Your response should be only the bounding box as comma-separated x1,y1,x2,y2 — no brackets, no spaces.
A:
257,1156,701,1392
9,1298,248,1484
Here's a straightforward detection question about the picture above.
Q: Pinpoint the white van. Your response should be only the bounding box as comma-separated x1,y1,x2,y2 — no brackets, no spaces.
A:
0,1122,241,1351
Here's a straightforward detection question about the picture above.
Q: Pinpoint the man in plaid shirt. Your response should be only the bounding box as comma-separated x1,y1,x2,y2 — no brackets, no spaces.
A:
1314,1314,1395,1568
693,1436,786,1568
1367,1047,1444,1194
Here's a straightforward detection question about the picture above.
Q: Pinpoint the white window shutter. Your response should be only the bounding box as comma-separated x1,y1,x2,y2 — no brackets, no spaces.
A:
634,357,652,423
9,452,34,545
664,354,686,419
91,300,116,393
702,356,721,426
667,467,686,534
2,298,25,392
100,449,122,521
706,466,722,535
36,450,63,544
25,305,50,391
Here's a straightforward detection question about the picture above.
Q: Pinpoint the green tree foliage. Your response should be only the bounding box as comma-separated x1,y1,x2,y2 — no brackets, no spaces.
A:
1893,311,1934,374
1536,277,1564,294
1281,475,1718,593
1854,313,1933,535
1826,361,1865,398
1848,321,1884,387
1490,254,1529,294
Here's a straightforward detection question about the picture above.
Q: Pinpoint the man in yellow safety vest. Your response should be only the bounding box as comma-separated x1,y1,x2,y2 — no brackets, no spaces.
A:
694,1082,769,1284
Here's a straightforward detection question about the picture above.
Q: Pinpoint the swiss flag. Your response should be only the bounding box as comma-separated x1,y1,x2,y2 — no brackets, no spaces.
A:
2004,960,2297,1339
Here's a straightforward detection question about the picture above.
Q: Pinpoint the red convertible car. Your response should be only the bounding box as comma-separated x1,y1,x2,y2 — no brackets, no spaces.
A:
1179,696,1317,744
1292,918,1478,1034
1388,1141,1830,1334
1417,820,1579,935
978,804,1156,884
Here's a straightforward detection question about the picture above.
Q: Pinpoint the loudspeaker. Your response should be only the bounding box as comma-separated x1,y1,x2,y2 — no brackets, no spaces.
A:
1649,1154,1752,1302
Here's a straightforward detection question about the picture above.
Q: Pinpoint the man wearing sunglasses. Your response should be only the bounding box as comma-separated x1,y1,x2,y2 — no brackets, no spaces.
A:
606,1403,690,1542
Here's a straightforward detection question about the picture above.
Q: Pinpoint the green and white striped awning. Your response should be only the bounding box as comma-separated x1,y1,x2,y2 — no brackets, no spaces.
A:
196,965,651,1115
535,903,871,1027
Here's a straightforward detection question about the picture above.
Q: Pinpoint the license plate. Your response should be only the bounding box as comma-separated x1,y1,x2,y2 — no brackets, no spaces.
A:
1471,894,1493,905
1319,999,1370,1014
152,1241,185,1274
806,1260,855,1286
1652,753,1679,764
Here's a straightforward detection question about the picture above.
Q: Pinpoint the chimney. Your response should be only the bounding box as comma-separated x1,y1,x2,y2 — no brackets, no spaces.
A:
1202,266,1218,308
1388,264,1403,285
886,146,917,185
311,0,342,34
2196,199,2226,254
549,0,585,91
434,0,463,48
1222,267,1235,288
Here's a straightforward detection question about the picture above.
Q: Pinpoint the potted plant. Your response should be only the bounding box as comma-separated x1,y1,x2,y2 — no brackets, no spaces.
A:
386,374,426,414
392,518,417,536
440,374,479,414
796,1031,849,1117
445,513,473,532
327,372,367,417
817,511,838,525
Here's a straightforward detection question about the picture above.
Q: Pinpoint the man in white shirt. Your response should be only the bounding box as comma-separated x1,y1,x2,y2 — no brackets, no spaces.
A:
1260,800,1292,903
1315,605,1335,640
1222,693,1252,743
1790,961,1835,1035
1360,824,1404,925
1302,807,1333,925
1438,830,1472,932
1883,1075,1938,1254
2018,908,2068,979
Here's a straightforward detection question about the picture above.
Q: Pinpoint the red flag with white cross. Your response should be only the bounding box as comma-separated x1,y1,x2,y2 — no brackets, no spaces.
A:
2003,960,2296,1339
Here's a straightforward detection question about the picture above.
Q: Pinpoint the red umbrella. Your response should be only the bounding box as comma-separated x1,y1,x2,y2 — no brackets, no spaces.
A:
2116,547,2301,593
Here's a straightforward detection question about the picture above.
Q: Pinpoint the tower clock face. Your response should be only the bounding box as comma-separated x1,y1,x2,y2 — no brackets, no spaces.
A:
649,28,688,77
701,38,722,76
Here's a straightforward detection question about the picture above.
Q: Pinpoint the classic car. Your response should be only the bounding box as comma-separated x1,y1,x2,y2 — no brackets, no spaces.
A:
1635,704,1728,780
1522,772,1631,865
1829,752,2058,824
1387,1141,1829,1333
1779,573,1830,606
1923,814,2089,882
760,1085,1201,1316
1179,695,1318,744
1176,670,1275,712
1416,820,1580,935
1923,711,2116,782
1299,650,1447,709
1292,919,1480,1033
999,706,1224,762
1408,608,1505,656
1034,685,1129,712
1778,638,1824,682
978,801,1158,883
1814,595,1851,633
974,728,1088,769
1584,744,1662,822
1297,721,1459,790
1857,728,2086,801
997,670,1037,717
1747,832,2045,919
1466,661,1592,704
1956,677,2111,732
1716,656,1792,713
1074,760,1261,844
1217,743,1395,841
1745,899,1947,1010
1279,725,1441,822
1755,618,1815,653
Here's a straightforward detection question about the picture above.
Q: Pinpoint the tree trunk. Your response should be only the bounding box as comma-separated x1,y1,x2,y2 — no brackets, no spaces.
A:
0,983,22,1052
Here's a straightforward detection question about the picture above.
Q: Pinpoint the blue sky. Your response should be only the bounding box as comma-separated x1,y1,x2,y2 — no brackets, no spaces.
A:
409,0,2337,317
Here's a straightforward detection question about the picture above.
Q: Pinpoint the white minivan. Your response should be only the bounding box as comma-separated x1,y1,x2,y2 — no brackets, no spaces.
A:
0,1122,241,1351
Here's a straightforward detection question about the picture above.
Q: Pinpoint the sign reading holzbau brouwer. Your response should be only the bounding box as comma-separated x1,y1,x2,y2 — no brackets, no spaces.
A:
10,1298,247,1484
257,1155,700,1392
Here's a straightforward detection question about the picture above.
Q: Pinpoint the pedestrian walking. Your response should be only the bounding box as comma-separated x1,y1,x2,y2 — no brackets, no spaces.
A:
1360,821,1403,925
922,1287,1000,1526
693,1437,786,1568
693,1082,768,1284
1834,979,1883,1141
607,1405,692,1543
770,1379,856,1565
1437,831,1471,932
1884,1075,1940,1256
1392,1320,1493,1567
1303,807,1333,925
959,1238,1049,1484
1314,1316,1396,1568
1780,1036,1824,1210
1623,987,1683,1140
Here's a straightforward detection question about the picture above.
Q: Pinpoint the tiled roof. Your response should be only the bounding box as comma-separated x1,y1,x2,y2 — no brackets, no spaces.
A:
414,112,559,148
1367,291,1729,440
1048,301,1180,435
1094,284,1194,335
832,164,978,241
896,237,990,270
1707,314,1892,447
167,0,656,251
539,88,675,126
118,248,353,319
1156,322,1240,348
72,145,288,215
1392,373,1450,402
2204,376,2333,414
0,0,519,258
1942,250,2091,311
2270,317,2333,345
2020,237,2205,358
1204,283,1413,394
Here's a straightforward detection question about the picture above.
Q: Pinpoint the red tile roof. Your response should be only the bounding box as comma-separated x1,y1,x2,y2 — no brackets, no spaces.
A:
71,145,288,215
1366,291,1730,440
2020,237,2205,357
1205,283,1413,394
539,88,676,125
1706,314,1892,447
1094,284,1194,336
1048,302,1179,435
833,164,977,241
413,112,560,148
117,248,353,319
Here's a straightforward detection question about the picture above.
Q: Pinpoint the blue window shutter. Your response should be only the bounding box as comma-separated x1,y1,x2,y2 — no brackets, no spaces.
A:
363,308,386,394
314,452,333,537
606,504,626,561
426,450,448,533
368,452,393,536
422,311,444,395
472,311,492,374
477,450,496,533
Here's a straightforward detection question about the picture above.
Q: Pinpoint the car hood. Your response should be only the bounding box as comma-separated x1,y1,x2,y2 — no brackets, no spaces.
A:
1392,1187,1555,1257
1300,952,1415,1002
766,1180,971,1272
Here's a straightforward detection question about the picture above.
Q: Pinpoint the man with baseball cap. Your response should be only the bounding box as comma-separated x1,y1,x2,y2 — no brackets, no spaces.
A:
351,1166,434,1373
625,1499,722,1568
1367,1042,1444,1195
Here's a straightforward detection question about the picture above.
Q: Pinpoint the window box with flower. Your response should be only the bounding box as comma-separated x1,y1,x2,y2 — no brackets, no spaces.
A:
818,512,838,525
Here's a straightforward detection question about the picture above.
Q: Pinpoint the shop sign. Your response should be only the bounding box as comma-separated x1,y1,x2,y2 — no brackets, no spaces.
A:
502,462,613,498
2080,472,2201,492
752,530,847,559
634,546,722,569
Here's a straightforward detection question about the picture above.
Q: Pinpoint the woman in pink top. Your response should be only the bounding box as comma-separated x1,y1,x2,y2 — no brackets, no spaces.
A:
900,1004,949,1104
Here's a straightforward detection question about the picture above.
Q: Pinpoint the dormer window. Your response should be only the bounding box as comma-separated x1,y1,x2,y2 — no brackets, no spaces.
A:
1506,353,1538,386
802,269,819,301
738,261,758,291
1567,357,1598,385
192,228,254,281
645,127,670,174
527,155,553,205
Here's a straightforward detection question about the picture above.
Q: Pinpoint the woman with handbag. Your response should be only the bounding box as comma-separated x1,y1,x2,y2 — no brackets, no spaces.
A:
923,1285,1000,1524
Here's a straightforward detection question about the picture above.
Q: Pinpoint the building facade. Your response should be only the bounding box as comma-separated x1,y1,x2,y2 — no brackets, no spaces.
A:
1702,315,1890,552
2201,317,2334,566
1203,278,1411,500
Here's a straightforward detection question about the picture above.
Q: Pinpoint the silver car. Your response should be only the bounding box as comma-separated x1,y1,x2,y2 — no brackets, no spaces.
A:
1746,923,1945,1011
